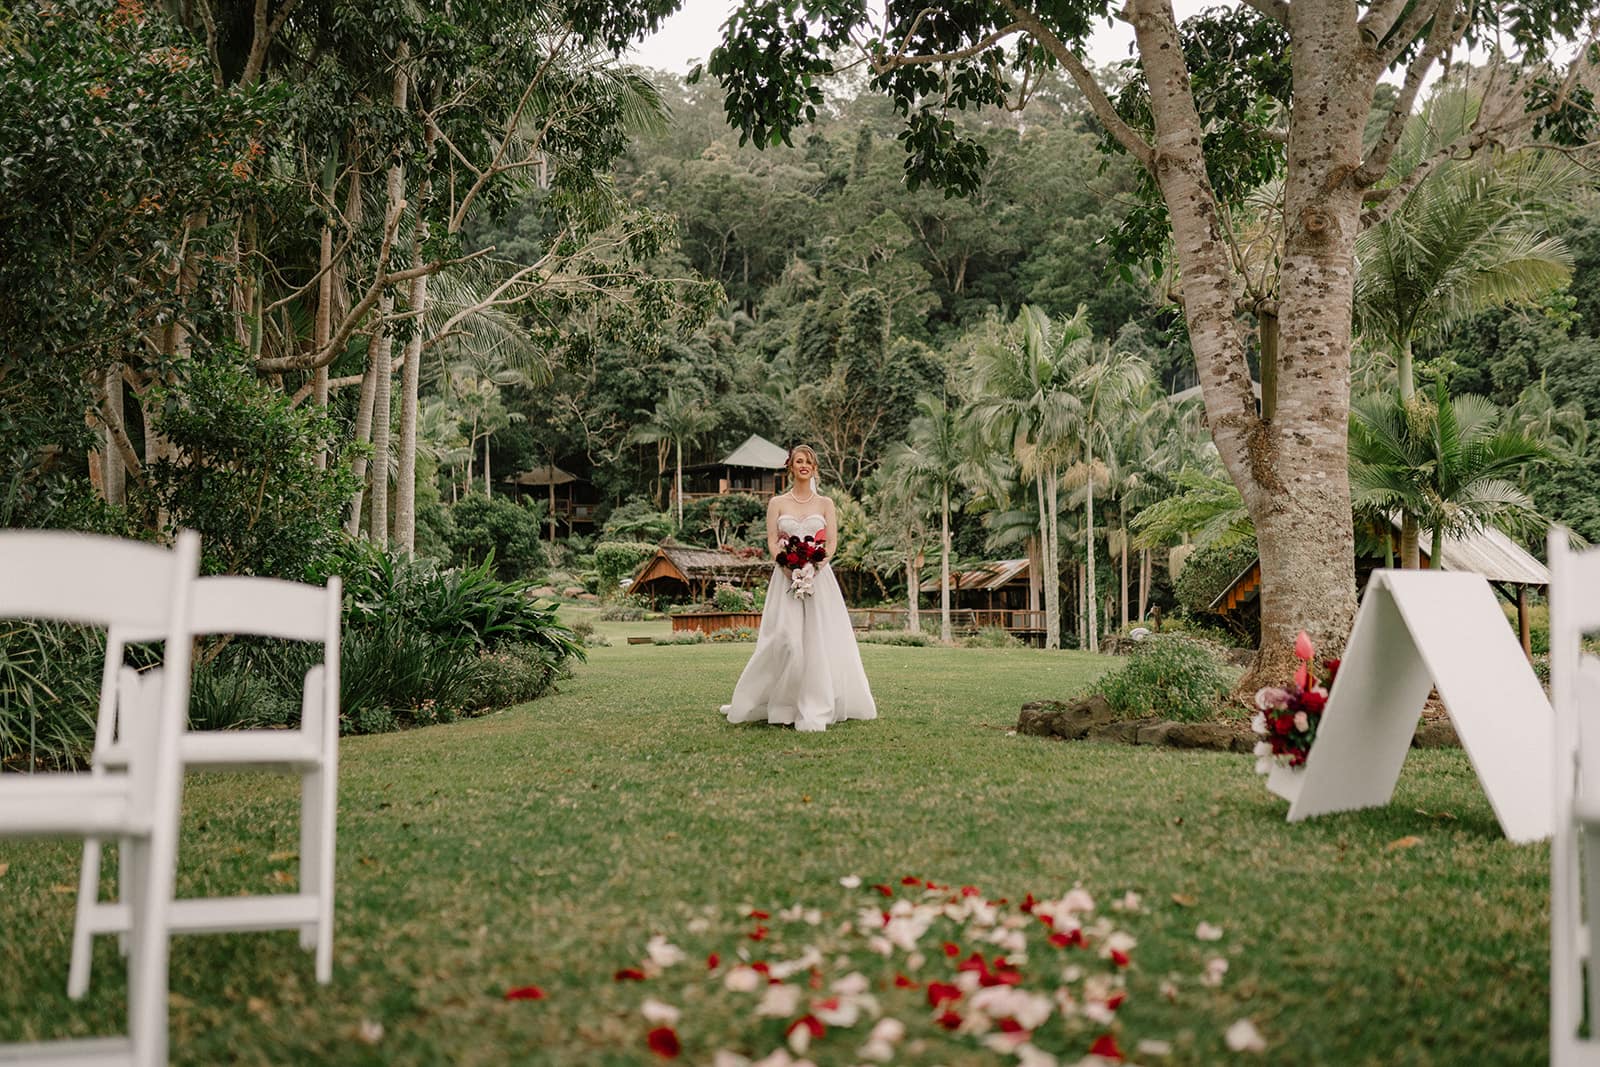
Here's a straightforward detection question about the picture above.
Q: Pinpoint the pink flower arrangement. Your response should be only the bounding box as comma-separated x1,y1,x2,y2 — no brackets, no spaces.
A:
1252,630,1339,772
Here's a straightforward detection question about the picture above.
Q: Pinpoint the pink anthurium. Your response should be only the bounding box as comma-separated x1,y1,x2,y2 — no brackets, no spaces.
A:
1294,630,1314,661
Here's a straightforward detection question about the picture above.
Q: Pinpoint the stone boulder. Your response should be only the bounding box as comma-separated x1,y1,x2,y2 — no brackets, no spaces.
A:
1016,695,1115,740
1134,720,1240,752
561,586,586,598
531,586,558,598
576,592,600,603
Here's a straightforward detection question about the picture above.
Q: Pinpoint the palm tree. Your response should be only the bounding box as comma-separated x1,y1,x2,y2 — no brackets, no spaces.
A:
1356,88,1578,406
1063,339,1151,652
888,393,966,643
632,387,719,531
967,306,1090,649
1349,382,1551,569
865,457,933,634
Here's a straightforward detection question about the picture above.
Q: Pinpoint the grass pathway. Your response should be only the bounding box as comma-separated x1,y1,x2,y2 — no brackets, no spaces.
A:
0,636,1549,1065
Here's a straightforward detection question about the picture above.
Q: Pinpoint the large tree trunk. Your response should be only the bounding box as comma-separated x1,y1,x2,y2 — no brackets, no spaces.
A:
1397,336,1415,403
1042,472,1061,650
312,154,339,471
1130,0,1362,683
939,484,952,644
1400,513,1421,569
101,366,126,507
675,440,684,529
367,58,410,550
394,227,427,552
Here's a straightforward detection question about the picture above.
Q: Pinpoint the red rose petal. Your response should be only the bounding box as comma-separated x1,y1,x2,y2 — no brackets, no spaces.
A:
873,884,894,897
646,1026,681,1059
815,997,841,1012
503,985,545,1001
706,953,720,970
748,909,770,920
894,973,919,989
1110,949,1131,968
926,981,963,1007
749,925,769,942
787,1015,825,1039
957,952,988,973
942,942,960,958
1107,990,1128,1011
1088,1033,1125,1061
960,885,981,897
998,1018,1026,1034
936,1009,963,1030
1038,914,1056,929
751,961,770,974
1020,893,1037,913
614,968,647,982
901,876,921,885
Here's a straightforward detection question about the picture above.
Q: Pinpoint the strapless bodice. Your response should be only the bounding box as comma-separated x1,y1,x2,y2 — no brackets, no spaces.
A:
777,512,826,536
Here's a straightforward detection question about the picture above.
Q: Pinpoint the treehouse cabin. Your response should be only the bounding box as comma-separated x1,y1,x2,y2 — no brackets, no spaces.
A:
1209,524,1549,656
951,558,1036,612
628,541,772,606
673,434,790,507
504,464,598,539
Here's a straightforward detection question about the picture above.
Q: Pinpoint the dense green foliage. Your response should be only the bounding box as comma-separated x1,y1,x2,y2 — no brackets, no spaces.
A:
592,540,658,596
445,494,547,579
1093,634,1237,722
1174,538,1260,621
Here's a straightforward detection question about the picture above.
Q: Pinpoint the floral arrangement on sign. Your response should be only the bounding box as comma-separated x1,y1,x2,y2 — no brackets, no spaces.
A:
1252,630,1339,773
776,531,827,600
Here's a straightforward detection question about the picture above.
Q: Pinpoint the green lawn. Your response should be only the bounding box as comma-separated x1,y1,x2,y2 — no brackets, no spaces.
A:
0,641,1550,1065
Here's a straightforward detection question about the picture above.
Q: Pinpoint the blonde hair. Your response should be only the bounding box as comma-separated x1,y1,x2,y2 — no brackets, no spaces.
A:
787,444,820,494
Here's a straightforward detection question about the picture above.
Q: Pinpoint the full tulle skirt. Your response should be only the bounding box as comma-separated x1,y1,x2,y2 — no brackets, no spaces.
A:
721,565,877,732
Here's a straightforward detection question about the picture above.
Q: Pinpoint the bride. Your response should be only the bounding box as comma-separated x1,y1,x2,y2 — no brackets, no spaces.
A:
721,444,877,732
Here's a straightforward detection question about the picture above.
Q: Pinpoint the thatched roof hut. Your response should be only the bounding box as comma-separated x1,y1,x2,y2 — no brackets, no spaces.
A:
629,541,772,604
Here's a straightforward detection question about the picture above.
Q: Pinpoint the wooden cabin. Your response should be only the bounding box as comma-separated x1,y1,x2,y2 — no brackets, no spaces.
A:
1209,524,1549,655
674,434,789,506
628,542,772,605
951,558,1035,612
504,464,597,538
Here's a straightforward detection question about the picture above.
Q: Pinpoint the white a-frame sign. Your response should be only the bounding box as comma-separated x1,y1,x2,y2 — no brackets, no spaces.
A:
1284,570,1552,843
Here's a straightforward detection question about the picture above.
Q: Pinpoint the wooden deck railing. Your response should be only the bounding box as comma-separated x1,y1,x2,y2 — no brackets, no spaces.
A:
848,608,1046,635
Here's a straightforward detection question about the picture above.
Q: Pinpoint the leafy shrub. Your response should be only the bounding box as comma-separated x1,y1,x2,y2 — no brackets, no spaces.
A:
682,493,767,546
1092,635,1235,722
708,626,758,642
601,499,673,542
1173,537,1259,619
652,631,707,645
446,493,547,579
961,627,1022,648
713,583,756,612
600,596,649,621
189,653,298,731
0,621,104,769
462,644,562,711
858,631,932,647
593,541,656,598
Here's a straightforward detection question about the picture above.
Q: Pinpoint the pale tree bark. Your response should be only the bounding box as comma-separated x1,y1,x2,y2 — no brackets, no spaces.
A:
1025,533,1041,614
939,484,952,643
1084,461,1099,654
345,357,379,537
312,153,339,470
1139,548,1151,623
484,436,492,497
906,553,921,633
367,55,410,549
1119,521,1130,631
674,439,684,529
1396,337,1415,403
1401,515,1421,569
1045,471,1062,650
101,366,126,506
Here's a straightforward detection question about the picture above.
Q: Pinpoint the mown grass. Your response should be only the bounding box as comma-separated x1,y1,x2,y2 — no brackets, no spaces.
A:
0,641,1549,1065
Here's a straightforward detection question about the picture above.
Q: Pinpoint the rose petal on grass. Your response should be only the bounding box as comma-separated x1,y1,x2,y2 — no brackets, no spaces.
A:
1087,1033,1125,1061
1195,921,1224,942
503,985,545,1001
894,973,919,989
725,966,762,993
926,981,962,1007
357,1018,384,1045
935,1009,963,1030
646,1026,682,1059
1386,835,1424,852
756,983,803,1017
786,1014,825,1054
647,935,687,967
641,998,681,1025
873,884,894,897
840,875,862,889
1225,1018,1267,1053
707,953,720,970
615,968,647,982
1136,1038,1174,1057
1201,957,1229,988
712,1053,751,1067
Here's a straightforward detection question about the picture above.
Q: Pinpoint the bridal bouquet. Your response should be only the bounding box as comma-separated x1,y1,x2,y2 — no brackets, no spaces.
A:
777,532,827,600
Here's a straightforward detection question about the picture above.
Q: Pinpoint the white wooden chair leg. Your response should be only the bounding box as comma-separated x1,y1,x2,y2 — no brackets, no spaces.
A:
118,834,140,958
298,770,319,951
1582,826,1600,1037
315,760,337,984
68,836,104,999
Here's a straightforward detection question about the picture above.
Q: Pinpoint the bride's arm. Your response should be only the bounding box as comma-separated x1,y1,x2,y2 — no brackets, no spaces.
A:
822,497,839,565
767,496,790,576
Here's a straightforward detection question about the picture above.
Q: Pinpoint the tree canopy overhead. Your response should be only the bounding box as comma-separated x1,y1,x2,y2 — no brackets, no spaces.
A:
701,0,1599,676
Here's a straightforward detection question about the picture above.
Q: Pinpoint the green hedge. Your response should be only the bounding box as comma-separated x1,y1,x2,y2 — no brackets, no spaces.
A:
1173,536,1259,618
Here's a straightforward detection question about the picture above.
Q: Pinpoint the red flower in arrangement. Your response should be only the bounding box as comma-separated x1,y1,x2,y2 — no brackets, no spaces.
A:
614,968,647,982
503,985,545,1001
645,1026,681,1059
1253,629,1338,771
1088,1033,1125,1061
748,910,770,920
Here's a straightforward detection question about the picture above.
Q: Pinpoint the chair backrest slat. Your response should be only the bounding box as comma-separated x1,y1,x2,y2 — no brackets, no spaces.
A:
0,532,183,631
187,575,341,642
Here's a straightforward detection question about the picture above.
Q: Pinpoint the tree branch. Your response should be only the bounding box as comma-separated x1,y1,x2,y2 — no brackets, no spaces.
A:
88,385,146,490
1357,0,1468,184
996,0,1156,170
263,230,356,315
1378,0,1449,69
1239,0,1289,26
869,20,1028,71
1358,0,1412,44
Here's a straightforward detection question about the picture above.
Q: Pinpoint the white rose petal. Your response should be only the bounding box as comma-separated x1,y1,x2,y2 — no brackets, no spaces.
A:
725,966,762,993
357,1019,384,1045
712,1053,752,1067
646,935,686,968
756,983,803,1017
868,1017,906,1044
1225,1018,1267,1053
1015,1043,1060,1067
1201,956,1229,988
1136,1038,1174,1057
832,972,871,996
840,875,862,889
641,998,680,1025
687,917,712,934
1195,921,1225,942
856,1039,895,1063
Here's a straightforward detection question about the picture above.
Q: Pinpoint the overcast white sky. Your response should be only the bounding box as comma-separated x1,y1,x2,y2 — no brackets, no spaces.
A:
627,0,1209,75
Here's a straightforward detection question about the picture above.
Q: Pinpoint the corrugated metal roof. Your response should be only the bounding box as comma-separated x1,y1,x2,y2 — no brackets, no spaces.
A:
504,464,576,486
953,558,1030,591
1423,523,1549,586
721,434,789,470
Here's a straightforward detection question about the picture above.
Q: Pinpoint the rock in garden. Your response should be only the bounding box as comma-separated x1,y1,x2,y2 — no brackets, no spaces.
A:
1134,721,1239,751
576,592,600,603
531,586,557,597
562,586,585,598
1016,695,1115,740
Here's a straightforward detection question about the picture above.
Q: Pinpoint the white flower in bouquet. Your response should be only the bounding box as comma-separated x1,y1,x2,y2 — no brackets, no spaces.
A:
789,562,817,600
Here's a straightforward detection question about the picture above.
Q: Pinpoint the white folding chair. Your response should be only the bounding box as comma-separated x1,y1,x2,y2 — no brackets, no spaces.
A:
1549,527,1600,1065
0,529,200,1067
71,574,343,994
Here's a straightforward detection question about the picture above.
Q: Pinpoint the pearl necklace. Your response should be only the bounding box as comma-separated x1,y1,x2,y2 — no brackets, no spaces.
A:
790,487,816,503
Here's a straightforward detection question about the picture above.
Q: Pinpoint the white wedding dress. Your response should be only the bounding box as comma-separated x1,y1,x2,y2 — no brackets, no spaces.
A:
721,513,877,732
